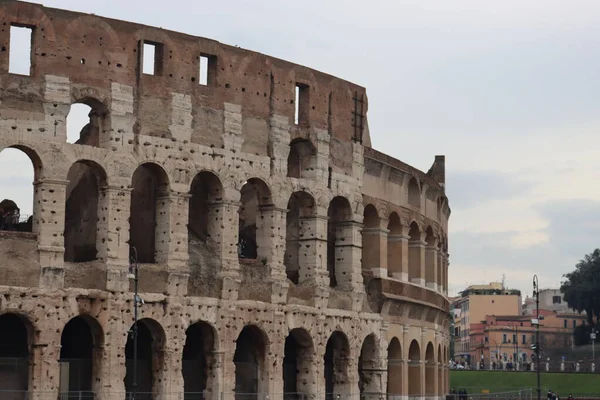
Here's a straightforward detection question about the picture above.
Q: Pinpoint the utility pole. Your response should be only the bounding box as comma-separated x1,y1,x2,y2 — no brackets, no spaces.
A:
533,275,541,400
128,247,140,400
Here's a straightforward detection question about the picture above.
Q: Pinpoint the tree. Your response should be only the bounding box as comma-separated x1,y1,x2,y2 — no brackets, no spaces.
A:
560,249,600,325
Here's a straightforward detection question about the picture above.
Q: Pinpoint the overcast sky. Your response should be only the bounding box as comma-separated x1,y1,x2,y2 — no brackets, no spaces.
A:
2,0,600,298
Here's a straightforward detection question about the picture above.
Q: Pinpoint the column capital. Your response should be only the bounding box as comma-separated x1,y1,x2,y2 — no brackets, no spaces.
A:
209,199,241,207
100,185,132,194
33,178,69,187
361,227,390,235
258,204,288,213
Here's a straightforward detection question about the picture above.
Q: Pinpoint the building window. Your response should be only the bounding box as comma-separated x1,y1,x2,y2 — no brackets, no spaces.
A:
503,334,507,343
573,320,576,329
552,296,562,304
512,334,516,344
522,334,526,344
485,336,488,343
564,319,567,328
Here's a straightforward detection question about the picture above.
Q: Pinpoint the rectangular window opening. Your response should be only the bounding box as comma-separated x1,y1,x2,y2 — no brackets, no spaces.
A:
141,41,164,76
9,25,33,76
294,83,309,126
198,54,217,86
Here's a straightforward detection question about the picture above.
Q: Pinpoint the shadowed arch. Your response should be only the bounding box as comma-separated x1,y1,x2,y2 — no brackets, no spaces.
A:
437,344,443,396
386,212,404,278
129,162,170,263
324,331,350,399
66,96,110,146
238,178,273,260
407,177,420,207
358,334,381,396
327,196,353,288
183,320,218,399
408,340,421,396
425,342,435,396
287,138,317,179
283,328,315,399
408,221,423,284
285,191,316,284
387,337,403,396
362,204,381,273
0,313,35,394
64,160,108,262
234,325,269,399
125,318,166,397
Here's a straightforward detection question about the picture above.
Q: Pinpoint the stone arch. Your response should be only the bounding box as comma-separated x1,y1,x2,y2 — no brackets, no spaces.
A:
125,318,167,397
437,344,443,396
59,315,105,396
424,226,437,290
425,342,435,396
0,145,43,234
129,162,170,263
234,325,269,399
64,160,107,262
408,221,423,285
238,178,273,260
188,170,223,244
387,337,403,396
358,333,382,397
0,313,35,394
283,328,315,398
386,212,404,279
67,95,111,146
182,320,218,399
327,196,353,288
361,204,380,273
287,138,317,179
407,340,421,396
324,330,350,399
285,191,316,284
407,177,420,207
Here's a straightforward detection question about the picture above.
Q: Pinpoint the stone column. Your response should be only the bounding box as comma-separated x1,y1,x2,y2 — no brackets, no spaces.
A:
98,186,132,292
408,235,426,287
155,191,190,296
31,342,60,400
256,206,289,304
162,343,184,400
297,353,317,399
425,242,438,291
337,220,366,311
213,200,241,300
388,226,409,281
34,178,68,290
361,220,389,277
206,351,224,400
436,248,443,294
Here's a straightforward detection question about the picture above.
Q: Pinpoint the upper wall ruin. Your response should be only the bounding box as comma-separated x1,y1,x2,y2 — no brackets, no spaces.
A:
0,0,370,157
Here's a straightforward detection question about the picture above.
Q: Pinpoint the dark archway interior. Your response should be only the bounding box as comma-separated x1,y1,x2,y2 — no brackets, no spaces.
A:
64,162,104,262
60,317,94,393
0,314,29,393
324,332,348,400
67,98,109,147
327,197,352,288
283,328,313,399
283,334,299,396
189,172,222,242
284,192,315,284
125,322,154,398
238,179,271,260
233,326,265,400
286,139,316,179
130,164,168,263
182,322,215,400
358,335,377,395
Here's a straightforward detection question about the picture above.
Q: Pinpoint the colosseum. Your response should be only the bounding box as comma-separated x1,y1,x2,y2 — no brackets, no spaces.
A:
0,1,451,399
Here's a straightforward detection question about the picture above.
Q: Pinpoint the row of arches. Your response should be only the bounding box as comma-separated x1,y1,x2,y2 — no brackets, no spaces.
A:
0,312,446,398
362,204,449,293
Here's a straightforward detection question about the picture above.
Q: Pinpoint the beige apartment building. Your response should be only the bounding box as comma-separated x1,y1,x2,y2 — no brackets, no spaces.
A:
452,282,522,364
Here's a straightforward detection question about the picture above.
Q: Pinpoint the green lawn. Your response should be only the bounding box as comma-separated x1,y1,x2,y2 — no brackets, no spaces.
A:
450,370,600,395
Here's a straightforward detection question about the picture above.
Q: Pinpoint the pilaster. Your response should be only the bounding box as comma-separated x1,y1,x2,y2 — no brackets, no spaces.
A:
388,226,410,281
361,222,389,277
213,200,241,300
256,205,289,304
425,244,438,291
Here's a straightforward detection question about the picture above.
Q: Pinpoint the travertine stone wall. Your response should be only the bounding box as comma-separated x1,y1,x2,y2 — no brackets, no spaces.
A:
0,1,451,399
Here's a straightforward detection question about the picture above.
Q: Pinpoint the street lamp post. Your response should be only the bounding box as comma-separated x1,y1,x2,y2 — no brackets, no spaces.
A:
128,247,140,400
533,275,541,400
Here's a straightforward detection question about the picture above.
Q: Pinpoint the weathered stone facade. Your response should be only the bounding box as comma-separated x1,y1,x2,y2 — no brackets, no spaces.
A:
0,1,451,399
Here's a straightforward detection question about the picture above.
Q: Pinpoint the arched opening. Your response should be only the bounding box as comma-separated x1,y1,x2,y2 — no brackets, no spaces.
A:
188,171,223,244
238,179,273,260
407,177,420,207
125,318,165,399
358,334,380,396
182,321,217,400
327,196,352,288
234,325,268,400
287,139,317,179
437,345,443,396
425,342,435,396
59,316,103,397
64,161,107,262
324,331,350,400
407,340,421,396
0,147,41,233
386,212,403,278
66,99,109,146
285,191,316,284
361,204,381,272
0,313,31,395
283,328,314,399
408,222,422,285
129,163,170,263
387,338,402,396
424,226,436,289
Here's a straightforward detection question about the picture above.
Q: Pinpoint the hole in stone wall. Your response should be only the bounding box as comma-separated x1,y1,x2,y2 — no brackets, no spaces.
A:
287,139,316,179
59,316,96,394
8,25,33,76
238,178,272,260
143,42,156,75
0,314,30,393
0,147,37,233
67,104,92,144
67,99,109,147
199,55,209,85
294,83,310,126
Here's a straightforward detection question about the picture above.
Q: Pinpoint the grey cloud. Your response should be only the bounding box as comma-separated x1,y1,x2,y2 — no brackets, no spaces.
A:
445,170,532,208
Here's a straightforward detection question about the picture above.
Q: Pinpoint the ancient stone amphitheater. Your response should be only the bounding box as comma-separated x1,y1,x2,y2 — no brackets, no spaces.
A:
0,1,451,399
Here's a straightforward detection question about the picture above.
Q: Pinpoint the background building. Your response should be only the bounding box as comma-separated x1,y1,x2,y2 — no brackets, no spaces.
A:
452,282,522,364
523,288,576,315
